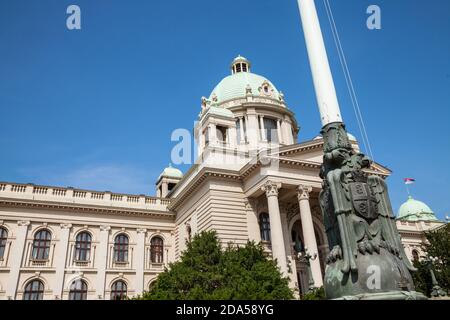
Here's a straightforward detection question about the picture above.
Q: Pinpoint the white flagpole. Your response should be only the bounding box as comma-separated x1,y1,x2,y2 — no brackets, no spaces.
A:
405,183,411,197
296,0,343,126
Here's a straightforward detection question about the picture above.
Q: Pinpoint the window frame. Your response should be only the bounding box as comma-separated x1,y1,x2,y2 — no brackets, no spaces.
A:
23,279,44,300
75,232,92,262
114,234,129,263
259,212,271,242
0,227,8,260
110,280,127,300
150,236,164,264
69,279,88,300
32,229,52,261
263,117,278,143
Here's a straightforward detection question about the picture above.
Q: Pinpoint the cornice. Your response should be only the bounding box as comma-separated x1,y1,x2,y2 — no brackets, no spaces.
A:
0,198,175,220
168,167,241,211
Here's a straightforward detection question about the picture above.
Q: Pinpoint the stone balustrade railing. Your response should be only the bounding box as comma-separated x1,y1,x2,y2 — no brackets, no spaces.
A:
0,182,171,212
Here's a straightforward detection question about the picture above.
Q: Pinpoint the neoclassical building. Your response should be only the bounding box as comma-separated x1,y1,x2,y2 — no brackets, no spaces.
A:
0,56,439,300
396,196,446,262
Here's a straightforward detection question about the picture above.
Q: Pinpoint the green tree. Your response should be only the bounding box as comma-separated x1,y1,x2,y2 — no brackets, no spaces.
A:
138,231,293,300
412,224,450,297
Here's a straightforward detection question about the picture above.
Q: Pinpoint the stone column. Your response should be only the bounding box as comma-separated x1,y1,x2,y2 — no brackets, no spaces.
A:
277,120,283,144
259,115,266,141
161,182,169,198
96,225,110,299
245,110,259,148
297,185,323,287
5,220,30,299
54,223,72,299
262,181,287,275
209,123,217,146
239,117,245,144
135,228,146,296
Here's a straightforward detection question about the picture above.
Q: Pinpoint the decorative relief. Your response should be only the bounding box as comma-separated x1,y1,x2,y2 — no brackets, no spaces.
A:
261,181,281,198
99,225,111,232
17,220,30,227
60,223,72,230
258,80,274,97
136,228,147,234
297,185,312,201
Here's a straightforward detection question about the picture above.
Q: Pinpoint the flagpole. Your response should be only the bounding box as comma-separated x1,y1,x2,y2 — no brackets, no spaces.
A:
405,183,411,197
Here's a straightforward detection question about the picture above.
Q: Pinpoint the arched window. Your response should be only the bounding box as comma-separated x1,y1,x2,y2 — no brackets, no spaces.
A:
32,229,51,260
150,237,164,263
23,280,44,300
114,234,129,262
75,232,92,261
412,249,420,262
259,213,271,242
69,279,88,300
0,227,8,260
110,281,127,300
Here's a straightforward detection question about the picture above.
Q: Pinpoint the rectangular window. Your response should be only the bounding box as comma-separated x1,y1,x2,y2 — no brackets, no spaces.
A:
263,118,278,143
216,126,228,143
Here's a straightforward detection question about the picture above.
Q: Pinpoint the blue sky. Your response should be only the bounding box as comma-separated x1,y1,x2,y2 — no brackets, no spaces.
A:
0,0,449,220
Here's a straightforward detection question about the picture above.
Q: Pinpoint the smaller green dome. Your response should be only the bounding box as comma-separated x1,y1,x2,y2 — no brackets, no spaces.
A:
204,106,234,118
159,164,183,180
397,196,438,222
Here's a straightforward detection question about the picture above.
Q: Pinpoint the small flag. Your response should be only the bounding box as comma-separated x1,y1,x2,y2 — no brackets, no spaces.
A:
404,178,415,185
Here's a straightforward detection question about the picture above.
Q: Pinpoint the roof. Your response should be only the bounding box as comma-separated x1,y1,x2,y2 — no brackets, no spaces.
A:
397,196,439,222
158,165,183,180
209,56,281,105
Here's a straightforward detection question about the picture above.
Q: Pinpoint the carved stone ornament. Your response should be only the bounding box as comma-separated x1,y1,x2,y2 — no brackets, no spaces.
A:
318,121,426,300
261,181,281,197
99,225,111,232
297,185,312,201
245,84,252,95
17,220,30,227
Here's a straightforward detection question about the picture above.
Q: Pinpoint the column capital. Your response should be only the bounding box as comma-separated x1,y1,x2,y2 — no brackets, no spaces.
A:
136,228,147,234
297,185,312,201
99,225,111,232
262,181,281,198
60,223,72,230
17,220,30,227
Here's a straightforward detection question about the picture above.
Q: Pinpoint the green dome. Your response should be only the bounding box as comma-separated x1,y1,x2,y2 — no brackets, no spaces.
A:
397,196,438,222
159,164,183,180
209,56,281,105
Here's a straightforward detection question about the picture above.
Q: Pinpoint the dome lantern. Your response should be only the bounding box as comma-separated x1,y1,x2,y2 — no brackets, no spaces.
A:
231,55,251,74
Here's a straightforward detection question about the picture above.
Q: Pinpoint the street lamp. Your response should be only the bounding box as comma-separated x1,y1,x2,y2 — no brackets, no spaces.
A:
297,246,318,293
426,256,447,298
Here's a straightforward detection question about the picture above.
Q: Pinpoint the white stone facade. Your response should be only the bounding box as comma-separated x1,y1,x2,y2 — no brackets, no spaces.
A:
0,57,415,299
396,219,445,262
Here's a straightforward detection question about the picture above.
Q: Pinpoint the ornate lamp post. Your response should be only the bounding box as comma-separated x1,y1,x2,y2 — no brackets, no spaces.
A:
297,246,317,293
426,256,447,298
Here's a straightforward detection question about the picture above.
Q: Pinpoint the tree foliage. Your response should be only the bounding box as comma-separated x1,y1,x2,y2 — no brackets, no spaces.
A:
138,231,293,300
412,224,450,296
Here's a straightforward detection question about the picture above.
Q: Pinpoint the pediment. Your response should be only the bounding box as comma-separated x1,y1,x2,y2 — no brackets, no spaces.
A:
273,139,391,177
